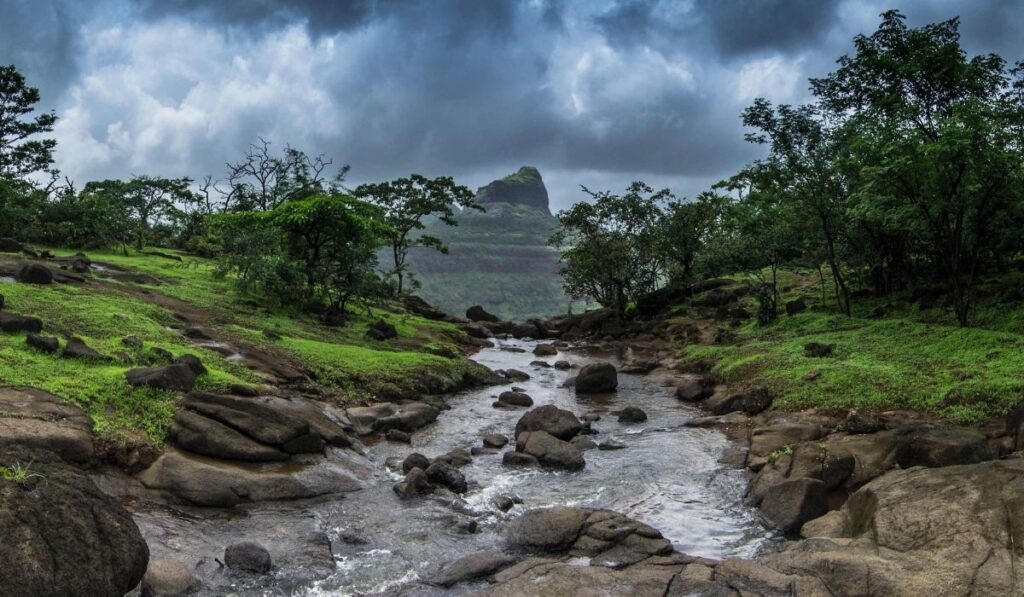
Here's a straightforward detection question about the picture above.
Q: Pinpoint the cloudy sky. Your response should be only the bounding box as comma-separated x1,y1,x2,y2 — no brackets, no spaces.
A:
4,0,1024,210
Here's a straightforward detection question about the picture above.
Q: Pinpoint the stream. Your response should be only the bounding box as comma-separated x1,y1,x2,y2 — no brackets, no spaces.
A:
126,338,769,596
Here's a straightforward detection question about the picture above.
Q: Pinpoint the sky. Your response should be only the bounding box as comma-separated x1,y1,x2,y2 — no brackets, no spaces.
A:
3,0,1024,211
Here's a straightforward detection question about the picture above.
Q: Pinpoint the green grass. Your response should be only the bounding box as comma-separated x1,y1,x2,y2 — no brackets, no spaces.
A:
683,293,1024,423
0,461,43,483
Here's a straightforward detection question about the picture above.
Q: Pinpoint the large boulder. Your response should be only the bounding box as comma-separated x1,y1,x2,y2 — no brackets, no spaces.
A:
141,558,200,597
574,362,618,394
62,336,106,360
497,391,533,408
0,312,43,333
893,425,994,468
466,305,500,323
705,386,773,415
25,333,58,353
760,478,829,534
533,343,558,356
0,446,149,596
514,405,583,441
675,374,714,401
517,430,585,471
424,461,468,493
504,506,588,552
168,409,290,462
0,237,23,253
225,542,272,574
0,388,94,463
431,551,518,588
17,264,52,285
345,402,439,435
125,364,197,392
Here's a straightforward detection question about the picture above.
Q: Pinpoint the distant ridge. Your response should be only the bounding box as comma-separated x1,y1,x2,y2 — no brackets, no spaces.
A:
474,166,550,215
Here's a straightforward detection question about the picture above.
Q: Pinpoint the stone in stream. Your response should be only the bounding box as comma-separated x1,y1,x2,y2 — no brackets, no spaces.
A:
675,374,714,401
385,429,412,443
533,343,558,356
394,467,434,499
466,305,500,323
616,407,647,423
530,360,551,368
517,431,585,471
224,542,272,574
141,559,200,597
514,405,583,441
705,386,773,415
504,368,530,382
402,452,431,473
497,391,533,407
345,402,439,435
553,360,573,370
482,433,509,449
434,448,472,467
574,362,618,393
760,478,828,534
502,451,539,467
25,333,59,353
598,440,626,451
492,495,517,512
425,462,468,494
430,551,519,588
571,436,597,451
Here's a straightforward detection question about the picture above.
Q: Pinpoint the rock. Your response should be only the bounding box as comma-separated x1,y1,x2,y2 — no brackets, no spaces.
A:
70,258,90,273
530,360,551,368
62,336,105,360
460,322,492,339
502,451,539,467
511,322,541,339
174,354,207,376
437,448,473,466
504,368,530,382
598,440,626,451
706,386,774,415
0,237,23,253
181,392,322,452
515,405,583,441
616,407,647,423
0,388,94,463
493,495,516,512
504,506,588,552
168,409,289,461
141,559,200,597
425,462,468,493
894,425,994,468
182,326,212,340
345,402,439,435
675,374,714,401
533,343,557,356
750,421,824,459
518,431,585,471
148,347,174,362
466,305,500,322
785,298,807,315
25,333,58,353
17,263,52,284
228,383,260,397
553,360,572,370
224,542,272,574
122,335,144,348
498,391,534,407
401,295,447,320
365,319,398,340
139,448,361,506
402,452,431,473
386,429,412,443
483,433,509,449
804,342,834,357
126,364,197,392
393,467,434,499
760,478,829,534
574,362,618,393
0,446,148,596
432,551,518,588
0,312,43,333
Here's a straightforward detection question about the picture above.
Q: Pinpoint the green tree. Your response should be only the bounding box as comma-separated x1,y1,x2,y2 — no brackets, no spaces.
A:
224,138,349,211
550,182,669,319
81,176,196,250
657,191,726,284
353,174,477,294
0,64,57,179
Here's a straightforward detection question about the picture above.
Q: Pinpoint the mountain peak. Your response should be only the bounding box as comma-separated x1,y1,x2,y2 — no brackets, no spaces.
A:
476,165,549,214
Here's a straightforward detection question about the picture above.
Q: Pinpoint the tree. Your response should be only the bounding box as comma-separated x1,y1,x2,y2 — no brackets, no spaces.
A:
657,192,726,284
811,10,1024,325
550,182,669,319
353,174,478,294
82,176,195,250
224,138,348,211
0,64,57,179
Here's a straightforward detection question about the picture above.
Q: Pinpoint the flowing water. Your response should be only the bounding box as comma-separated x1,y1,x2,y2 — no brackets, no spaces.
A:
306,338,768,595
126,338,768,596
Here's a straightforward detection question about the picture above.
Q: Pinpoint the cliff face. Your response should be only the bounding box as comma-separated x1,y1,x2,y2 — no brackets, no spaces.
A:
406,166,570,320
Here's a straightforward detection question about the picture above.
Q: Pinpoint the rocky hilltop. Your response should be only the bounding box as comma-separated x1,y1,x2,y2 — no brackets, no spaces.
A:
407,166,572,320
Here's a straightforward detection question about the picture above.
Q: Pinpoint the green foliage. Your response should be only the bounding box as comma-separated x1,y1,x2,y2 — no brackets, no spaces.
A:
0,64,57,179
0,462,43,484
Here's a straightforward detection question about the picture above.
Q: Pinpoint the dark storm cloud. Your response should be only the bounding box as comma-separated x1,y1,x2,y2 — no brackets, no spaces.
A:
1,0,1022,209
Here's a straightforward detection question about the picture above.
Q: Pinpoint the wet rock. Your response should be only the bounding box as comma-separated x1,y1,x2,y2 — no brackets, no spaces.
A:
515,405,583,441
471,446,497,456
574,362,618,393
760,478,829,534
804,342,834,358
141,559,200,597
511,322,541,339
431,551,518,588
493,495,516,512
517,431,585,471
505,506,588,552
504,368,530,382
750,422,823,459
345,402,439,435
571,436,597,450
139,448,361,506
0,388,94,463
675,374,714,401
435,448,473,467
0,446,148,596
598,440,626,451
460,322,492,339
402,452,431,474
394,467,433,499
17,263,52,285
894,425,994,468
501,346,527,353
125,364,197,392
466,305,500,323
385,429,412,443
365,319,398,340
62,336,105,360
225,542,272,574
705,386,773,415
483,433,509,449
530,360,551,368
25,333,58,353
425,462,469,493
502,451,539,467
0,312,43,333
839,409,883,434
533,343,558,356
168,409,289,461
498,391,534,407
553,360,572,370
616,407,647,423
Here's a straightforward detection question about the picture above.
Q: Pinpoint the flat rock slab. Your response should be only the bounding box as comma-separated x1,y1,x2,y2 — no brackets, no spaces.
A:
0,387,94,462
345,402,438,436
